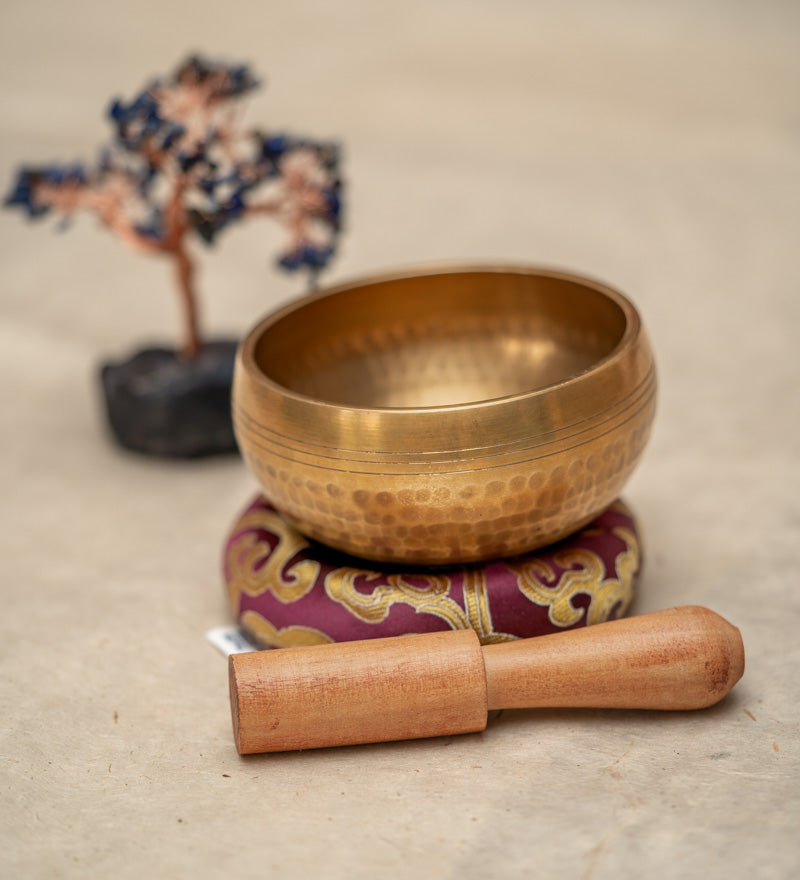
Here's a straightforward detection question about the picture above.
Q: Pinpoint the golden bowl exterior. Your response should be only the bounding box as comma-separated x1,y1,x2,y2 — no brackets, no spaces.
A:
233,265,656,565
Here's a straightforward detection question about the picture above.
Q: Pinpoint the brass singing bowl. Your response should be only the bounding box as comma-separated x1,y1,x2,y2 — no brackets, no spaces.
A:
233,265,656,565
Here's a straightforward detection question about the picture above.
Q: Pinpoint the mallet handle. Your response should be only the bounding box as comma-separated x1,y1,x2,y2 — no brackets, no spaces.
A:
229,606,744,754
482,605,744,711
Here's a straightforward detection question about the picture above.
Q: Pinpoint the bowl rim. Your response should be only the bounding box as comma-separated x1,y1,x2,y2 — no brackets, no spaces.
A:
237,262,644,417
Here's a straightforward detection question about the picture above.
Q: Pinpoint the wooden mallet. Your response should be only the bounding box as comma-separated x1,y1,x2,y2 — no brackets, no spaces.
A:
229,605,744,754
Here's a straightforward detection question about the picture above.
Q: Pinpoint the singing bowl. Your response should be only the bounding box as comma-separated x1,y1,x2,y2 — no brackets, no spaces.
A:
233,265,656,565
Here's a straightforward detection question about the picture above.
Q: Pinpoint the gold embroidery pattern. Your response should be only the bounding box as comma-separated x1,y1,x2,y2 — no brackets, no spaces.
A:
239,609,333,648
505,524,639,628
225,506,321,609
323,569,469,630
461,568,515,643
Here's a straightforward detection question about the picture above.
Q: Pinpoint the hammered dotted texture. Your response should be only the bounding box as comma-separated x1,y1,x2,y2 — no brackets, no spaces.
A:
239,405,654,564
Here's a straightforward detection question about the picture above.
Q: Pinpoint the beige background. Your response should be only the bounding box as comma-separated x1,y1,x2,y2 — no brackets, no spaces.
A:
1,1,798,877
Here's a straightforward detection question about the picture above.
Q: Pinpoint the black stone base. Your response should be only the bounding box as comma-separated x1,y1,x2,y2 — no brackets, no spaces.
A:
100,340,240,457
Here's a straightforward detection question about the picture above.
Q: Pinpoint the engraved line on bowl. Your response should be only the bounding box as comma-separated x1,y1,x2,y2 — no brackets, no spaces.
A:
235,373,655,467
236,384,654,472
235,365,655,461
237,391,654,477
239,354,654,454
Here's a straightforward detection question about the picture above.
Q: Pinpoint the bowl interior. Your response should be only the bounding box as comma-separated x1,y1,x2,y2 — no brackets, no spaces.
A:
253,270,628,408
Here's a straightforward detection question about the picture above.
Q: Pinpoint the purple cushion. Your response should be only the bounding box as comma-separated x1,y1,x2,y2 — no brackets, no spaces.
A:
223,496,642,648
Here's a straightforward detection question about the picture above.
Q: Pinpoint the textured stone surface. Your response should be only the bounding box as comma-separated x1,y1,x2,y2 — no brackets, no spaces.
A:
100,341,239,457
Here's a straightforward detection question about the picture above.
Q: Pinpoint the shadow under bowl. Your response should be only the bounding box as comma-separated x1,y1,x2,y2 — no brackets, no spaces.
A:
233,264,656,565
